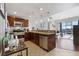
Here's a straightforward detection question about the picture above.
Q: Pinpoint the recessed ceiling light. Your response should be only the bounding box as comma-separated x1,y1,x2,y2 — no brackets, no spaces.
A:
40,8,43,11
48,18,50,21
14,12,16,14
40,19,43,22
29,16,32,18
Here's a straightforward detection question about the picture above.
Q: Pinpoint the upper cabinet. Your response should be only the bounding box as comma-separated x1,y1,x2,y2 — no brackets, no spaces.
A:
7,16,28,27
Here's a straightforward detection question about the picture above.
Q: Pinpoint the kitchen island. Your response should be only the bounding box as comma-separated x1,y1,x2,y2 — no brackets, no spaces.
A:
25,30,56,51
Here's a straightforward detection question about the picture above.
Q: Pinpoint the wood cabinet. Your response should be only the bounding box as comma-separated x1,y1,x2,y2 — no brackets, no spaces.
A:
25,32,39,45
25,32,56,51
48,34,56,50
7,16,28,27
7,16,14,26
33,33,39,45
25,32,31,41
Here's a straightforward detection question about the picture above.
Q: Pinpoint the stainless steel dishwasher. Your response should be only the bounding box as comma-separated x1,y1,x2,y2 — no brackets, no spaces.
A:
39,35,48,50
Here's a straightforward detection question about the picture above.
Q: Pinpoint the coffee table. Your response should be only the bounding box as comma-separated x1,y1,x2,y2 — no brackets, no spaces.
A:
2,46,28,56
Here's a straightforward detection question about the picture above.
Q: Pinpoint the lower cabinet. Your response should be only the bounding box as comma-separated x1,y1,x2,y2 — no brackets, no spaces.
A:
25,32,56,51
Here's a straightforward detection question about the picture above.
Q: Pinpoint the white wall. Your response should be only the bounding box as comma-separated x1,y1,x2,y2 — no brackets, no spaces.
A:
0,16,5,39
0,15,5,49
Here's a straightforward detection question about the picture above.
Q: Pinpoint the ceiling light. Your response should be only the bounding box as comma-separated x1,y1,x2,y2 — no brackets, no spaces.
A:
40,20,43,22
40,8,43,11
48,18,50,21
29,16,32,18
14,12,16,14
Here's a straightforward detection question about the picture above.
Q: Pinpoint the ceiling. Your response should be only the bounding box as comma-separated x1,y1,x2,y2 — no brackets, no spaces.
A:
6,3,79,20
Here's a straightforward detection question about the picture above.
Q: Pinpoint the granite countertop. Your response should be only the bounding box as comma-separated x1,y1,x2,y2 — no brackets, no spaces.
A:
13,32,25,35
29,31,56,35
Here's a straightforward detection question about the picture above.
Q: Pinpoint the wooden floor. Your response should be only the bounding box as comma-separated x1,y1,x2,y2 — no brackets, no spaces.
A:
56,38,79,51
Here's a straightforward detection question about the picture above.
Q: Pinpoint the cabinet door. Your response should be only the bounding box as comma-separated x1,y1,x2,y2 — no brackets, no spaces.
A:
7,16,14,26
48,34,56,51
7,16,28,27
34,34,39,45
23,20,28,27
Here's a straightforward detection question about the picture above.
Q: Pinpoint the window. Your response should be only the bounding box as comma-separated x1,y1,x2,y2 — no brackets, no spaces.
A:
62,22,66,29
72,21,78,25
61,20,78,35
